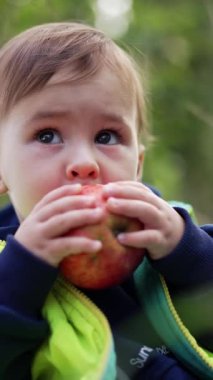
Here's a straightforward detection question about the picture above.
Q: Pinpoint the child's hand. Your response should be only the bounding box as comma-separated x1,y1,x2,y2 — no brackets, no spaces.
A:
103,182,185,260
15,185,103,266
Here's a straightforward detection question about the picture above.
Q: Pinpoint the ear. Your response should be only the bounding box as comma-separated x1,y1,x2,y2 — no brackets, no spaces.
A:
137,144,145,181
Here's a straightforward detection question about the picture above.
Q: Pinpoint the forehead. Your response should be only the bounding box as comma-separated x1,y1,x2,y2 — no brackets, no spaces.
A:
48,64,134,104
4,66,137,128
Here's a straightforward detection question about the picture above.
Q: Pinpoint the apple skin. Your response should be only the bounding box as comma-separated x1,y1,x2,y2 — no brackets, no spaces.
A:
59,184,145,289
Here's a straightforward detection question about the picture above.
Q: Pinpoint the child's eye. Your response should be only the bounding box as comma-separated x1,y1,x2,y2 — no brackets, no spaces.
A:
36,129,62,144
95,130,120,145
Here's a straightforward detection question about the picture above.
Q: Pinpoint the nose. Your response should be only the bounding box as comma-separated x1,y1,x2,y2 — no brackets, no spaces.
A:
66,160,100,181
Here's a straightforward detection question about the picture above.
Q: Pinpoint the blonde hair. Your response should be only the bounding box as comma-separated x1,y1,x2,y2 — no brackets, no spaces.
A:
0,22,148,141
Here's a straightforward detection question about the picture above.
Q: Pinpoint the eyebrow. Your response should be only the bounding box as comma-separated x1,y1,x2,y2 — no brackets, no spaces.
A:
98,112,131,129
26,110,131,130
28,110,71,123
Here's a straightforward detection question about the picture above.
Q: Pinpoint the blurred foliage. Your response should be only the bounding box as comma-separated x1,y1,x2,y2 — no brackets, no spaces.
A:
0,0,212,223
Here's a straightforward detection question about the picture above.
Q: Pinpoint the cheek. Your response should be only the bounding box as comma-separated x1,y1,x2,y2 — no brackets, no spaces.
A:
8,174,40,218
100,149,139,182
8,164,60,218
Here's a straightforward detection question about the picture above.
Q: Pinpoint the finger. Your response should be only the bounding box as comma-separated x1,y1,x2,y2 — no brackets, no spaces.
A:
117,229,161,249
105,181,150,191
61,236,102,255
40,236,103,266
118,229,173,260
103,182,160,208
106,197,162,226
37,195,97,222
41,207,105,238
33,184,82,211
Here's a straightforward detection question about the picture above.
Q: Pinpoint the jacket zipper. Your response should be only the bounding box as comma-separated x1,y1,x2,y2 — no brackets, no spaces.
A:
160,275,213,369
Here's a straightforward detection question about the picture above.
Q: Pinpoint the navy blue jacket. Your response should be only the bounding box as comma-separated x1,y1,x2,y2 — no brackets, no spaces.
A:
0,203,212,379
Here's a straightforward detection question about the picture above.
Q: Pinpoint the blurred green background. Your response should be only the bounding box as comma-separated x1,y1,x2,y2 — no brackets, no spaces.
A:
0,0,212,223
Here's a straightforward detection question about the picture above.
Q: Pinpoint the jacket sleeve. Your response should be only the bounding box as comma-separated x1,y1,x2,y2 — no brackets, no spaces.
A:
142,350,198,380
151,207,213,287
0,236,58,379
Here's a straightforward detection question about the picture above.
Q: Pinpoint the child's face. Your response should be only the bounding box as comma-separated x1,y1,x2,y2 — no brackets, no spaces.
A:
0,66,144,220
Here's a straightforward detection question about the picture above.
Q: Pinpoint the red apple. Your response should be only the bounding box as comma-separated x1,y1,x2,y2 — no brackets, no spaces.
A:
59,184,145,289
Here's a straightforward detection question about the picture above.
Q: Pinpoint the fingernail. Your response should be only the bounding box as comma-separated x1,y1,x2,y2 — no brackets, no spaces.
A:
107,197,119,206
93,241,102,251
72,184,82,191
93,207,103,216
117,233,125,242
104,183,115,193
84,196,95,205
